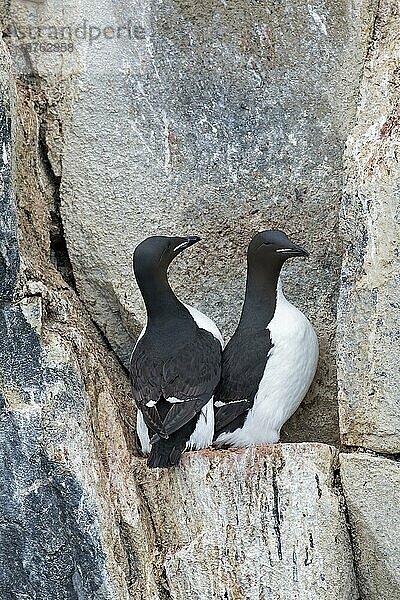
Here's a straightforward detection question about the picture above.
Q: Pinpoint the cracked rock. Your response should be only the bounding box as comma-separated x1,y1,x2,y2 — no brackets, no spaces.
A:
340,452,400,600
337,0,400,454
133,444,358,600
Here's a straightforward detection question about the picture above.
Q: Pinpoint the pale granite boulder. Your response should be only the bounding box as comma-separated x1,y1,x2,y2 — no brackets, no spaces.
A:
134,444,359,600
340,452,400,600
337,0,400,453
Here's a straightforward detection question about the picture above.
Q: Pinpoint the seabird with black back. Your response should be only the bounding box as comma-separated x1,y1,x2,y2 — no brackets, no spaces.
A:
213,230,318,448
130,235,223,468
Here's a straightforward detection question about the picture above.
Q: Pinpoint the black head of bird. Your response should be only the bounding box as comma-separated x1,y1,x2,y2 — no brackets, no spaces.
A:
248,230,308,268
133,236,201,318
133,235,200,279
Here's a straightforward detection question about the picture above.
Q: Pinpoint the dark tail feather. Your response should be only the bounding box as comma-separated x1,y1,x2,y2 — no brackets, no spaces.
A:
146,411,200,468
147,438,186,468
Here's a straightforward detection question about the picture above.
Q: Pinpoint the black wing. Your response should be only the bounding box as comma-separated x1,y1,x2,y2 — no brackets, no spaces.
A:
214,329,272,435
130,345,168,436
131,329,222,439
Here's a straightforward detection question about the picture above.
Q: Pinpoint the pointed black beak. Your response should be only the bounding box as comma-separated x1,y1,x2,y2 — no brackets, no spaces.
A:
173,235,201,254
276,244,309,258
185,235,201,248
291,244,309,258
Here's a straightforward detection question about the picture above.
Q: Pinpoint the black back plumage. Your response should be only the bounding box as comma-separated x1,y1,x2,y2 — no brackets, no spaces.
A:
131,315,221,441
214,329,272,436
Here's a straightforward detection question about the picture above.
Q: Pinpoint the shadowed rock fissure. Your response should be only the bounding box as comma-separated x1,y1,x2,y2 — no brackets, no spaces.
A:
354,0,381,108
15,72,76,292
332,467,362,600
271,464,283,561
37,115,76,289
135,481,173,600
340,445,400,462
28,80,131,374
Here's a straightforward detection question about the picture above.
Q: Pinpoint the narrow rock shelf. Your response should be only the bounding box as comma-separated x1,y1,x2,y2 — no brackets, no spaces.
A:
131,444,358,600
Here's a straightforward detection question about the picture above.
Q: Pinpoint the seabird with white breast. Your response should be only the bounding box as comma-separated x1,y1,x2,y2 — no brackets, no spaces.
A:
213,230,318,448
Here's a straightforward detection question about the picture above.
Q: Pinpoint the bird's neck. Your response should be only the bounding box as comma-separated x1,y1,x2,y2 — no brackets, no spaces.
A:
238,260,283,331
135,269,184,323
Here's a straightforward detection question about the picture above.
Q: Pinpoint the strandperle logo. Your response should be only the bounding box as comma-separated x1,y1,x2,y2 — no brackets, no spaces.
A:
6,19,146,46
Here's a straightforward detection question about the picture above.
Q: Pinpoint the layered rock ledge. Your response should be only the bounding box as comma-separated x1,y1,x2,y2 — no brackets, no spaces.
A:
132,444,358,600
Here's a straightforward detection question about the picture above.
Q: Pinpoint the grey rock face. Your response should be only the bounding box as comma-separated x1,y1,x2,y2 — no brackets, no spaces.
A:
340,452,400,600
0,36,137,599
1,1,400,599
0,291,141,599
337,0,400,454
0,408,107,599
0,42,19,302
34,0,374,445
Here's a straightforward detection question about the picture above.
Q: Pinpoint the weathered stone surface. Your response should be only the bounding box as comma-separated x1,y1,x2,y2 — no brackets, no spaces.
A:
134,444,358,600
0,286,158,599
0,32,156,599
340,452,400,600
0,38,18,302
5,0,379,444
337,0,400,453
3,3,400,599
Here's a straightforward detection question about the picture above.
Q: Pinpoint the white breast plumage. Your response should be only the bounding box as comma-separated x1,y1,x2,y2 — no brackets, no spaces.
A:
183,303,223,450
